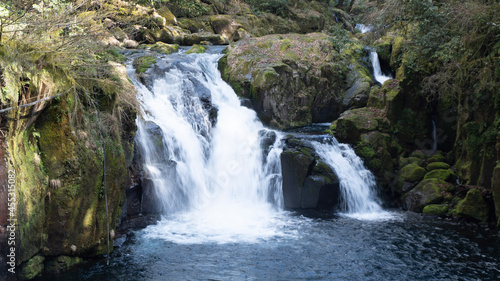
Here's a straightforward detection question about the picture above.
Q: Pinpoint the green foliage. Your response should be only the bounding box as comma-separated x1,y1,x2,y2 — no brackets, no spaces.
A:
374,0,499,103
245,0,289,16
165,0,210,18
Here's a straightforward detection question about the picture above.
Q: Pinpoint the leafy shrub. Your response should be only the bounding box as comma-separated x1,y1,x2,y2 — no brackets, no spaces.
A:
245,0,289,16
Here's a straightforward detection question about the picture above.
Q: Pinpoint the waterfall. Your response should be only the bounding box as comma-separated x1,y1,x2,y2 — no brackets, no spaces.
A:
369,50,392,85
131,50,289,244
355,23,393,85
432,120,437,152
130,47,392,244
355,23,373,34
310,137,392,220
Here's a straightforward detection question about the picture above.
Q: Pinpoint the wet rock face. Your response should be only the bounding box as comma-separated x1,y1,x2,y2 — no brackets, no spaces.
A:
219,33,373,129
280,137,340,209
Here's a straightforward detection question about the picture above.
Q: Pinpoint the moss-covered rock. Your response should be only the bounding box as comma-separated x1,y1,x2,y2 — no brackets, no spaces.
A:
45,256,83,274
428,153,446,163
133,55,156,73
456,188,489,222
157,7,177,26
427,162,451,171
402,179,452,212
398,156,422,169
424,169,456,182
178,18,209,33
19,255,45,280
399,164,427,182
355,131,395,183
186,44,207,54
210,15,241,42
149,42,179,54
422,204,448,216
219,33,371,129
181,32,228,45
393,163,426,194
334,107,387,143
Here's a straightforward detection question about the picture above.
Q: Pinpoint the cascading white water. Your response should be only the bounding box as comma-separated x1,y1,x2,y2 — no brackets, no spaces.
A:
356,23,393,85
311,138,392,220
131,50,294,244
369,51,392,85
131,47,393,244
355,23,373,34
432,120,437,152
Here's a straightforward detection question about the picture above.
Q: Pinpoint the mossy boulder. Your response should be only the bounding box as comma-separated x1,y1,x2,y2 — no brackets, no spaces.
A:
399,164,426,182
402,179,452,212
428,153,446,163
427,162,450,171
19,255,45,280
45,256,83,274
334,108,388,143
181,32,228,46
178,18,209,33
219,33,370,129
422,204,449,216
355,131,396,183
149,42,179,54
210,15,241,42
157,7,177,26
424,169,456,182
186,44,207,54
288,6,325,33
133,55,156,73
456,188,489,222
398,156,422,169
393,163,426,194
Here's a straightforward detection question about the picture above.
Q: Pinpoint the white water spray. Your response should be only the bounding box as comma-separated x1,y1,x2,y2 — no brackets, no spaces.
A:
132,51,293,243
311,138,393,220
369,51,392,85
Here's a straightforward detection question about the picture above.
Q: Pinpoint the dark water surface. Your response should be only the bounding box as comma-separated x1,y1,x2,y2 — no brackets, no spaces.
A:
36,211,500,281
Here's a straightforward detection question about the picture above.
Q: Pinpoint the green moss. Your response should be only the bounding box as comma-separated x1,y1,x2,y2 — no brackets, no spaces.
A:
399,164,426,182
46,256,83,273
456,189,489,222
424,169,456,182
132,55,156,73
427,162,450,171
150,42,179,54
428,153,446,163
422,204,448,216
398,156,421,168
186,44,207,54
157,7,177,25
20,255,45,280
402,179,450,212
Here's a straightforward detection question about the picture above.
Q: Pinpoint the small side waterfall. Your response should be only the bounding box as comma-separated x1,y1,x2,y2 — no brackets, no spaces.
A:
369,50,392,85
311,137,391,220
432,120,437,152
355,23,373,33
356,23,393,85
